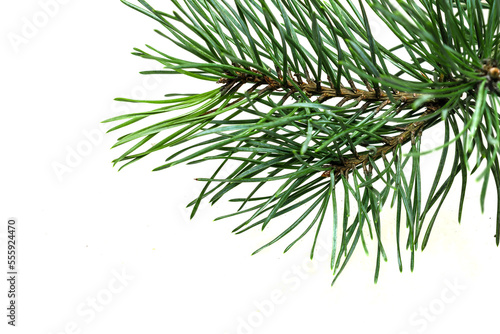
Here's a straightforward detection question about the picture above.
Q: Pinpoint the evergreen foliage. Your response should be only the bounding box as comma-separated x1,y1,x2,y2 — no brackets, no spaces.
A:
106,0,500,283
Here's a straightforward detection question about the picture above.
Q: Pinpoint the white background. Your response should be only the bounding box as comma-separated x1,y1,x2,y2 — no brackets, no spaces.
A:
1,1,500,333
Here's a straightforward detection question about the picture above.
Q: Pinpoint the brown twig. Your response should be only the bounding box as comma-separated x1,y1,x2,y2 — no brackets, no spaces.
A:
321,103,441,178
217,67,445,179
218,68,423,104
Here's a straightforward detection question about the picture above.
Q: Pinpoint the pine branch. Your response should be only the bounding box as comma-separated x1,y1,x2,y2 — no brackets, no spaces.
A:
217,65,449,179
107,0,500,284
